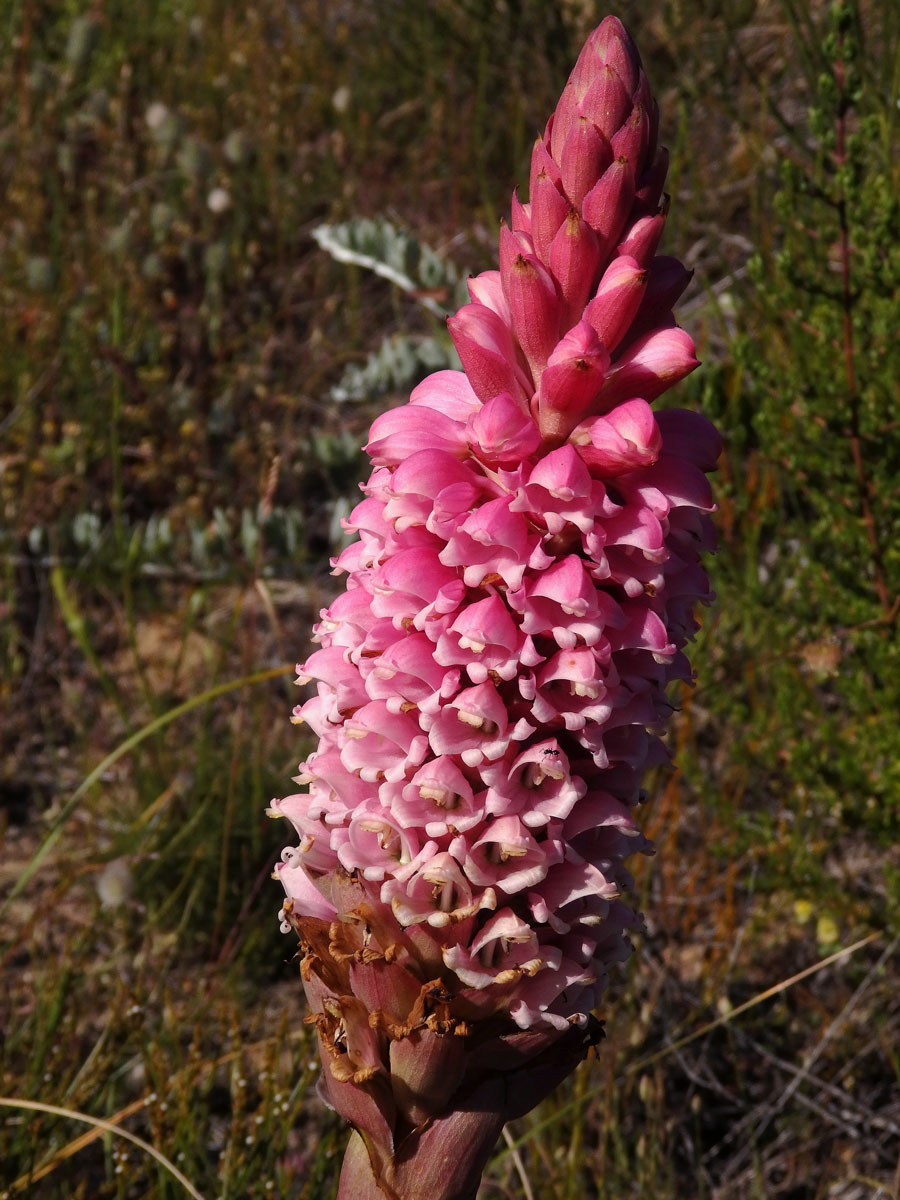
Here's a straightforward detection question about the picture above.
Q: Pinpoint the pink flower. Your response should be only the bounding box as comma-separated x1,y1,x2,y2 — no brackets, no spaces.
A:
273,16,719,1199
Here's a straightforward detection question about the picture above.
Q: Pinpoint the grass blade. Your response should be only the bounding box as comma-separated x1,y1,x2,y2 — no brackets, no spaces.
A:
0,664,293,920
0,1096,206,1200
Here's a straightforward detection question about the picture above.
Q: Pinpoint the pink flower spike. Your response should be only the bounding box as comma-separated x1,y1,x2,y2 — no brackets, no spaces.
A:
279,17,721,1196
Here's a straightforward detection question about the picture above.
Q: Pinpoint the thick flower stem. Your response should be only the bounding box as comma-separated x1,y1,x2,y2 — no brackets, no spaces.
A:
336,1120,500,1200
327,1019,603,1200
336,1133,396,1200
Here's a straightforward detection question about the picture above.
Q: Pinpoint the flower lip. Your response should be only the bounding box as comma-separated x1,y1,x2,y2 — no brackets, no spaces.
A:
393,757,484,838
461,815,564,895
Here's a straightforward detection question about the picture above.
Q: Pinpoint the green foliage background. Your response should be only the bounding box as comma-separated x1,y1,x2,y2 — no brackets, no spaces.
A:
1,1,898,1197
